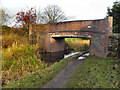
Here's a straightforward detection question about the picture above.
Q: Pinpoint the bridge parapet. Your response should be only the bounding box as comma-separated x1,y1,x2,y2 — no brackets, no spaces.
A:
47,17,113,35
30,17,112,34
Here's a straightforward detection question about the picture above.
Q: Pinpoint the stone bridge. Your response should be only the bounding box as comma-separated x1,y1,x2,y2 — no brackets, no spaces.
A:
30,17,113,58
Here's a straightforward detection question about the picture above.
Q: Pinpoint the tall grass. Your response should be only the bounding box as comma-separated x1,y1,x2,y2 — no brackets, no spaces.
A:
2,43,48,85
2,30,48,85
2,33,29,48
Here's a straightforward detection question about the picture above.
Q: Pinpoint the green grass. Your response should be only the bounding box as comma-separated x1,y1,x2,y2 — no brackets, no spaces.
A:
65,38,90,51
2,28,46,85
2,44,48,85
65,56,119,88
3,51,84,88
3,58,68,88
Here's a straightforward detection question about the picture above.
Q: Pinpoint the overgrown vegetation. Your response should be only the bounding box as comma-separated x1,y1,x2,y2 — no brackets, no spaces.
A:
107,36,120,59
3,57,69,88
2,26,47,85
65,38,90,51
2,33,29,48
107,1,120,59
2,42,48,85
65,56,119,88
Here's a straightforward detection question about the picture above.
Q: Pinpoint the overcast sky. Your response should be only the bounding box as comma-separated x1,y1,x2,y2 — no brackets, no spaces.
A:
1,0,117,26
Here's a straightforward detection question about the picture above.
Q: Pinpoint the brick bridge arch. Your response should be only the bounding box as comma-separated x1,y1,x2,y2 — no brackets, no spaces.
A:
30,17,113,58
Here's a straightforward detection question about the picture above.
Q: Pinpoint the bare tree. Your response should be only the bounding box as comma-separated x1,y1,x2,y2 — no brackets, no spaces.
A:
41,5,67,24
0,8,11,25
35,8,42,24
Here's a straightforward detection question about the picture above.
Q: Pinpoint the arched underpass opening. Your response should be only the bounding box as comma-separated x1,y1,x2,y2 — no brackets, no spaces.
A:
64,37,90,58
44,35,91,63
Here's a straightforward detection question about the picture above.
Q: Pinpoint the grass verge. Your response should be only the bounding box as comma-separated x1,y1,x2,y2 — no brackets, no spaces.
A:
65,56,119,88
3,58,68,88
3,51,84,88
2,44,48,85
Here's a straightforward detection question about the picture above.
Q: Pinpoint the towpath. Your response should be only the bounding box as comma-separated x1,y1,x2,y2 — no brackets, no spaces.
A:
42,53,88,88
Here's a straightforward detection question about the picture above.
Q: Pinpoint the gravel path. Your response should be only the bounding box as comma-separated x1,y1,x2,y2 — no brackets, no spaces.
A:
42,56,84,88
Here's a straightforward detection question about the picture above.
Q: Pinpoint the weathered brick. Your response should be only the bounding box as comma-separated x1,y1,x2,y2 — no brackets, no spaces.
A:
30,17,113,58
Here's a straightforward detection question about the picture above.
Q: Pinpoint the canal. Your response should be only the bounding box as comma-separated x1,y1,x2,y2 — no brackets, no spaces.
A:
41,38,90,63
42,50,89,64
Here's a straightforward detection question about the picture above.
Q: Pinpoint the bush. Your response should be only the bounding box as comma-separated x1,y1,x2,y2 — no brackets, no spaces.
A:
107,39,120,59
2,33,29,48
2,25,12,34
29,33,37,45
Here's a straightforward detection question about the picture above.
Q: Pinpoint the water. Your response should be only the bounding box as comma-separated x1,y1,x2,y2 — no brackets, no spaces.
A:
42,51,64,63
42,50,80,63
42,50,89,63
64,52,80,58
78,53,89,60
82,53,89,56
78,56,86,60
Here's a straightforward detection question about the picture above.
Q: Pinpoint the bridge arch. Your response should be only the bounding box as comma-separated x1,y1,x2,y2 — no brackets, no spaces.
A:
31,17,113,58
50,34,91,53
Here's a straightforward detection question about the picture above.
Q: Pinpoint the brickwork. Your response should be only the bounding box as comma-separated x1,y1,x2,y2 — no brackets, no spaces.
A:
31,17,113,58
